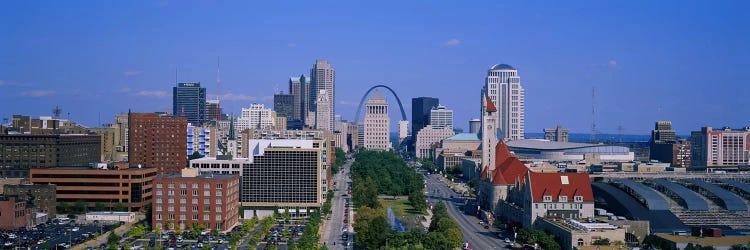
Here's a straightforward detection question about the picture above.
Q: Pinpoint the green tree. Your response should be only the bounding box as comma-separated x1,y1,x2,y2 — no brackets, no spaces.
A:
123,242,132,250
57,202,70,214
107,232,121,245
422,232,451,250
94,202,106,211
408,191,427,214
73,200,86,214
211,228,219,236
593,238,611,245
353,176,379,208
189,151,204,161
114,202,128,212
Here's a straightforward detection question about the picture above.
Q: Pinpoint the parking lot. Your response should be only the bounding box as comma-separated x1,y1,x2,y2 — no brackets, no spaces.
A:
0,218,119,249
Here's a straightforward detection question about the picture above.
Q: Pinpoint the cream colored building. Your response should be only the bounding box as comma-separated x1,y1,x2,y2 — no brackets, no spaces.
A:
363,91,391,151
238,103,275,131
315,89,332,132
415,125,454,159
535,218,626,250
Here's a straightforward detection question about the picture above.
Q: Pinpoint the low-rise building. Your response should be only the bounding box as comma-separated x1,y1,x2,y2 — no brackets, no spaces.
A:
0,196,30,230
535,218,626,250
3,183,57,218
29,164,157,211
85,211,136,223
415,125,455,159
152,169,240,231
654,234,750,250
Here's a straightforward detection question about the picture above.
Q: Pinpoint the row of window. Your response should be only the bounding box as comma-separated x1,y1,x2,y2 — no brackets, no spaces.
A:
156,183,223,189
542,195,584,202
155,197,224,204
155,213,223,221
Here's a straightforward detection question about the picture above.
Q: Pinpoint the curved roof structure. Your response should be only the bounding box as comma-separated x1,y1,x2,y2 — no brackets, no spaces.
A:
719,179,750,195
491,64,516,70
506,139,630,152
592,182,687,233
615,178,671,210
685,179,748,211
652,179,709,211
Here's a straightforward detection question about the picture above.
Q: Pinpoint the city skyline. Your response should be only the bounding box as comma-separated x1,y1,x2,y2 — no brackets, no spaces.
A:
2,1,749,134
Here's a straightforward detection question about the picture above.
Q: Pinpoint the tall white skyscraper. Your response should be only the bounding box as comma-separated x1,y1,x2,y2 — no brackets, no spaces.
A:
315,90,332,132
429,104,454,129
484,64,524,140
310,60,335,132
363,91,391,151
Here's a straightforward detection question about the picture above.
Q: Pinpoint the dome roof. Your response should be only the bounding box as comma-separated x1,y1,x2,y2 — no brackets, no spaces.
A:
491,64,515,70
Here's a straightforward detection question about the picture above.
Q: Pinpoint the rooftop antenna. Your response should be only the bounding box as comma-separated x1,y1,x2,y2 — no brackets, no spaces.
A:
53,106,62,118
617,125,624,143
591,87,597,144
216,57,221,101
175,66,179,85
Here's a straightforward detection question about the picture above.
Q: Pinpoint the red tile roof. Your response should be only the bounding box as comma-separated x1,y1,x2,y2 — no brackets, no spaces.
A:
485,95,497,112
492,157,529,185
495,141,512,163
527,172,594,202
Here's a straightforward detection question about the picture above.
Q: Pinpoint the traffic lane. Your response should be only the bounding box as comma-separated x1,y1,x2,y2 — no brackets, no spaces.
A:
322,161,352,249
427,175,507,250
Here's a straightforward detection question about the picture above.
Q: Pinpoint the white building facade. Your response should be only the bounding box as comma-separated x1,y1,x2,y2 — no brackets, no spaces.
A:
484,64,525,141
416,125,455,159
430,105,454,129
363,91,391,151
310,60,335,132
238,103,275,131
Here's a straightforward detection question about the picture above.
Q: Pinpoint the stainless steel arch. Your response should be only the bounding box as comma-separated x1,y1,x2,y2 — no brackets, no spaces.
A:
354,85,408,122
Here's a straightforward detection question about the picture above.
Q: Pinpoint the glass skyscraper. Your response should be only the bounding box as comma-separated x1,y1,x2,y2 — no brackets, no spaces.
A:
173,82,206,125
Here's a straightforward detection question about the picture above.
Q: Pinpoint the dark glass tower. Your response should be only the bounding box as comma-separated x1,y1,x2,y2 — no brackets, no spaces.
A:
411,97,439,137
173,82,206,125
274,92,295,120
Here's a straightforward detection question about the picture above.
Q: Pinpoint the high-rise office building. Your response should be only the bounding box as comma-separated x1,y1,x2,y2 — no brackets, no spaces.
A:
544,125,570,142
690,127,750,167
115,113,129,152
173,83,207,126
484,64,524,140
289,75,309,123
310,60,335,132
411,97,439,138
363,91,391,151
273,92,295,120
128,113,187,175
206,100,222,122
649,121,691,167
187,124,217,157
315,90,333,132
237,104,275,131
430,104,454,129
415,125,455,159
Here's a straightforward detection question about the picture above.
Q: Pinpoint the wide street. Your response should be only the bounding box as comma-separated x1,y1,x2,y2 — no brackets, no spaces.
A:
321,158,355,249
425,174,509,250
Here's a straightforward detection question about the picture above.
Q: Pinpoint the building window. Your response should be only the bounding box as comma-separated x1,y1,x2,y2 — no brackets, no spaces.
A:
156,199,162,204
204,183,210,189
168,198,174,204
168,190,175,195
574,196,583,202
216,214,221,220
216,191,222,196
192,183,198,189
156,190,163,195
216,198,222,204
192,198,198,204
180,206,186,212
156,205,162,211
559,196,567,202
203,214,210,220
192,214,198,220
204,190,211,196
168,183,175,189
156,213,162,220
180,198,186,204
193,206,198,212
216,183,222,189
216,206,222,212
192,190,198,196
180,183,187,189
204,205,210,211
543,196,552,202
203,198,209,204
168,206,174,212
180,190,187,196
156,183,163,188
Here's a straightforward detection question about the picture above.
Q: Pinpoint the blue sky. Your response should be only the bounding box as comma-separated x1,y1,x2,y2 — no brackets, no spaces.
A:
1,0,748,135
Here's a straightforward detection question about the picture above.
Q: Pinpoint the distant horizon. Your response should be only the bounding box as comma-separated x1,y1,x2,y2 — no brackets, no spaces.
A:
2,1,749,135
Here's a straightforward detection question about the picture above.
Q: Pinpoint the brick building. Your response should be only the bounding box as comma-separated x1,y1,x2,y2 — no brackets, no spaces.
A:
0,134,101,178
152,169,239,232
3,184,57,218
128,112,187,175
29,165,157,211
0,196,30,230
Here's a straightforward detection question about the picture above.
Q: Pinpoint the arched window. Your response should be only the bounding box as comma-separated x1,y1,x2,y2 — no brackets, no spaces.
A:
577,238,584,246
